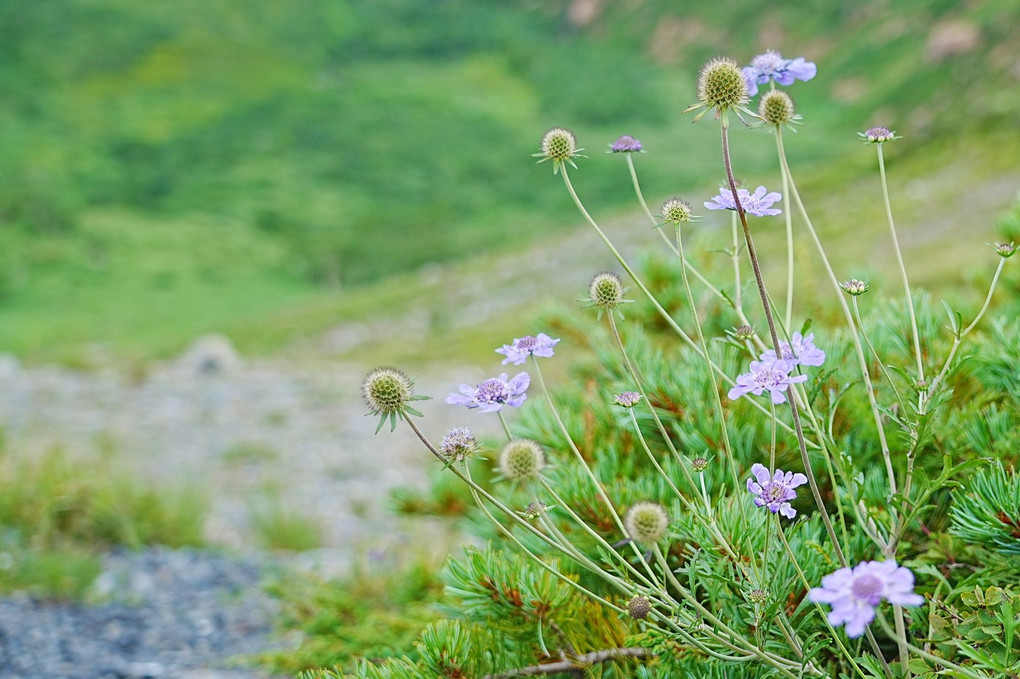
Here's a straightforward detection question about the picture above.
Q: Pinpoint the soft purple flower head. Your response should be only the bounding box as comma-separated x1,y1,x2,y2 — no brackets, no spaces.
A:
496,333,560,366
705,186,782,217
727,359,807,404
609,135,643,153
447,373,530,413
746,463,807,519
761,332,825,367
614,391,642,408
742,51,817,97
808,560,925,638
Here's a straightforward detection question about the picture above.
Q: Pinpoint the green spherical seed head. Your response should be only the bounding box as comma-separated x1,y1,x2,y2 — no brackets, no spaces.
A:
499,439,545,482
660,197,693,225
627,595,651,620
362,367,413,415
698,57,749,111
541,127,578,162
759,90,795,126
589,271,625,309
624,502,669,545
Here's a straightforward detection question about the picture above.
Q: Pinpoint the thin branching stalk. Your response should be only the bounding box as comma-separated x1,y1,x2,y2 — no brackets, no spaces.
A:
876,143,924,382
676,222,740,489
530,357,631,539
775,128,899,498
778,131,795,329
560,164,817,444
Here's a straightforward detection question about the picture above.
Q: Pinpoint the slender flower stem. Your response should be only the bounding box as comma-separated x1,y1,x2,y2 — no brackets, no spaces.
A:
876,143,924,382
676,223,740,489
530,357,631,540
625,154,721,298
731,212,744,311
606,313,699,493
497,411,514,441
721,116,845,567
560,165,811,443
852,297,907,409
778,132,795,329
876,614,992,679
775,525,876,679
775,129,899,497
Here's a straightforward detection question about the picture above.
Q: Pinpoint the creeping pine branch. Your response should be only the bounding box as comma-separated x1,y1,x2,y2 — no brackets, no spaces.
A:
482,647,652,678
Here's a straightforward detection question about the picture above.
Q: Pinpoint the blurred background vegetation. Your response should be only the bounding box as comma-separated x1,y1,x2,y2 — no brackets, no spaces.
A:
1,0,1017,364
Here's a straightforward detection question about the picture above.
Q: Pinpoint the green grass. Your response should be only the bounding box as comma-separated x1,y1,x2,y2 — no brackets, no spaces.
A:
0,442,208,596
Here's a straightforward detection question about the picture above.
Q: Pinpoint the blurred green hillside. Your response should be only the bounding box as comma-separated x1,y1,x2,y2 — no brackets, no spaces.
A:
0,0,1017,362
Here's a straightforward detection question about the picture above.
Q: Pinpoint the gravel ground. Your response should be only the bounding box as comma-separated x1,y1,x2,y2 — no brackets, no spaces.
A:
0,548,282,679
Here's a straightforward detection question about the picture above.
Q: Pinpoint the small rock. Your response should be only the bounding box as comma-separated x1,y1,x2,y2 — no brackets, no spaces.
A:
177,335,243,377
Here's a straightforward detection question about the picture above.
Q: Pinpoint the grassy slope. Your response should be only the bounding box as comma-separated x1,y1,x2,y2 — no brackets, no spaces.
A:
0,0,1016,364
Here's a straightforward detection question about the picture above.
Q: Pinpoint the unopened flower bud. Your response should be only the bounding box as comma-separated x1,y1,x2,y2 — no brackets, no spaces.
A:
609,135,643,153
440,427,476,462
759,90,795,126
691,457,709,473
498,440,545,482
627,595,651,620
991,242,1016,258
698,57,749,111
660,197,695,225
733,325,755,341
624,502,669,545
840,279,869,296
749,588,768,605
615,391,643,408
588,272,626,310
859,126,899,143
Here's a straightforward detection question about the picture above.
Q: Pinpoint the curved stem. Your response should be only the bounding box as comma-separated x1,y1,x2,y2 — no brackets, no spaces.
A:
778,130,795,329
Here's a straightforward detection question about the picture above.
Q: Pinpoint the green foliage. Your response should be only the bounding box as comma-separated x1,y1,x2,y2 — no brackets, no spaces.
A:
0,445,207,597
260,559,445,674
1,1,1018,362
950,463,1020,554
0,446,206,550
249,498,323,552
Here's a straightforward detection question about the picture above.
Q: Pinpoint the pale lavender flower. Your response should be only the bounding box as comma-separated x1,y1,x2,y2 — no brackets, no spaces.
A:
609,135,643,153
614,391,642,408
727,359,807,404
746,463,807,519
447,373,530,413
705,186,782,217
496,333,560,366
742,51,817,97
808,560,925,638
760,332,826,367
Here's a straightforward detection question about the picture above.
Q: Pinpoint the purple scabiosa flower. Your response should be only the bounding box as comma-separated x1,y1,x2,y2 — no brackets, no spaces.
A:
760,332,826,368
609,135,643,153
440,427,477,463
727,359,807,404
614,391,642,408
841,279,869,296
496,333,560,366
746,463,808,519
447,373,530,413
742,51,817,97
705,186,782,217
808,560,925,638
859,126,900,143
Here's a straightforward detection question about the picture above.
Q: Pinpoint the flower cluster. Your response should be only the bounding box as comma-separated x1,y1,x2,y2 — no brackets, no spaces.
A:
859,126,900,143
447,373,530,413
742,51,816,97
496,333,560,365
728,359,807,404
809,561,924,638
761,332,826,367
746,463,808,518
705,186,782,217
614,391,642,408
609,135,643,153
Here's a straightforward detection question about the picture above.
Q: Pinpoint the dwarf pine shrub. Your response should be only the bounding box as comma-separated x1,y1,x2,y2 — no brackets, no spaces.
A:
322,50,1019,679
